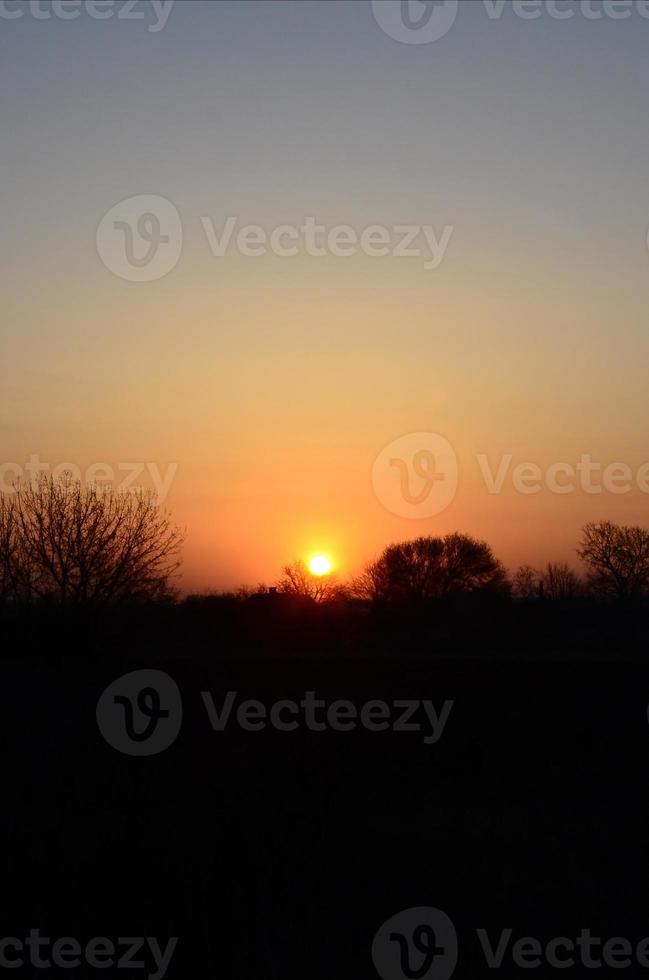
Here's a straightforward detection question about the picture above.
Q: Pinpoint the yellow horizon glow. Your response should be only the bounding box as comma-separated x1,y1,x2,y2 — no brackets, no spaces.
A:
309,555,332,576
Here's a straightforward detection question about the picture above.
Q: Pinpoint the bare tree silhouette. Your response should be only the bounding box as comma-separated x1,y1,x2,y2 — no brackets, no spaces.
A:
577,520,649,600
277,560,344,603
0,476,183,605
542,561,582,600
349,556,390,603
512,565,539,600
0,496,26,601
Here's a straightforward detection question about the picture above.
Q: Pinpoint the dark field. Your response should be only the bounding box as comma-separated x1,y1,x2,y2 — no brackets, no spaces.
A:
2,601,649,977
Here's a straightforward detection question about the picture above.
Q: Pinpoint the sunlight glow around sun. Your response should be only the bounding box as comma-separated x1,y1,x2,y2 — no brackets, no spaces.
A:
309,555,332,576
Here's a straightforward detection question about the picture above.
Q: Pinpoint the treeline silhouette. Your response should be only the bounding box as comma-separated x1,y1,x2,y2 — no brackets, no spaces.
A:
219,521,649,608
1,478,648,660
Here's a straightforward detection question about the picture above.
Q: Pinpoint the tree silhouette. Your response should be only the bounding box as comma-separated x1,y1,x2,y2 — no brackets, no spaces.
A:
0,476,183,605
542,561,582,600
577,520,649,600
277,560,344,603
512,565,539,600
349,556,390,602
0,496,25,601
352,533,508,605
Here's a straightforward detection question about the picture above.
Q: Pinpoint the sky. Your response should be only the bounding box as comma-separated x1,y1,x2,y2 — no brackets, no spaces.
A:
2,0,649,590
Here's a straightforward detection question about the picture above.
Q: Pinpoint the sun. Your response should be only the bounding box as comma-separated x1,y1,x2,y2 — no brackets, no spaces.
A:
309,555,332,576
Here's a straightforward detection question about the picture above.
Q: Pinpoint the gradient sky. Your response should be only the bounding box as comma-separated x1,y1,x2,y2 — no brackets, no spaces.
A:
2,0,649,590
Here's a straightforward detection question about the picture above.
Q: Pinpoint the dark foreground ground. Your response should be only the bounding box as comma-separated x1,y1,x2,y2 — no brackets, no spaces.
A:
2,599,649,977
